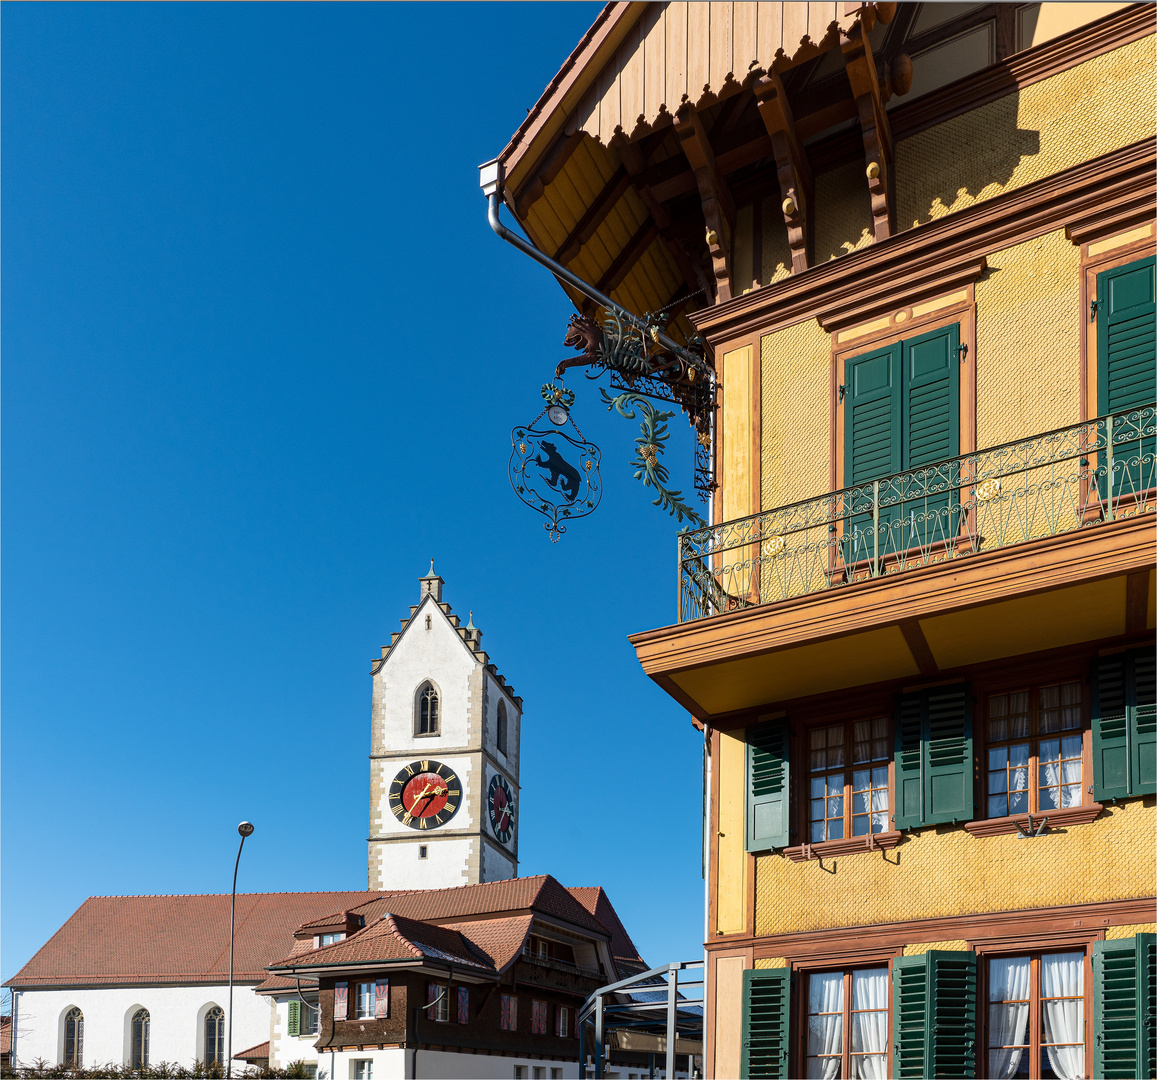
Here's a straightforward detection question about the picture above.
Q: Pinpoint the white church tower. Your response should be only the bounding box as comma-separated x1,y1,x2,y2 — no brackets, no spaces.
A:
368,563,522,891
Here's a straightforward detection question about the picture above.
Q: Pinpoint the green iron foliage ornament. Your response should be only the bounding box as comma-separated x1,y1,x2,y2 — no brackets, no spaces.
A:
601,389,706,528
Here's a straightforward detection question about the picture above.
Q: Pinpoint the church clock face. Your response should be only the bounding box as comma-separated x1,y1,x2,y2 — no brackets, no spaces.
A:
389,760,461,830
488,773,515,845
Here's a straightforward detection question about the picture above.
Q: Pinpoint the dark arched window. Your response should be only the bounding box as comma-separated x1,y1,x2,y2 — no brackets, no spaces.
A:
416,682,439,736
204,1006,225,1065
131,1009,150,1068
496,700,508,756
64,1008,84,1068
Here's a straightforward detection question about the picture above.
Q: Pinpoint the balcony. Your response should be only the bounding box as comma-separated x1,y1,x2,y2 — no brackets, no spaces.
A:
631,408,1155,721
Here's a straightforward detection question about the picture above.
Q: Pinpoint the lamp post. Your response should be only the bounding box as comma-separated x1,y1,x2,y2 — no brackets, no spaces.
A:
227,821,255,1078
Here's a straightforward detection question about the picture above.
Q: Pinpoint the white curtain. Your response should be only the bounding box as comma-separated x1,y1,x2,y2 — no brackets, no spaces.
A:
1042,952,1085,1080
851,969,888,1080
988,957,1031,1079
808,972,844,1079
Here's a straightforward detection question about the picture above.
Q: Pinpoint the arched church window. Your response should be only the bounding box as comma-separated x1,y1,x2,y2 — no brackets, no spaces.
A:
64,1008,84,1068
497,700,508,756
204,1006,225,1065
131,1009,150,1068
416,682,440,736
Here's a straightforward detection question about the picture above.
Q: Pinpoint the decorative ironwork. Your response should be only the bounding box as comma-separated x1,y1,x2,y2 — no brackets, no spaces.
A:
677,405,1156,623
510,394,602,542
602,390,706,528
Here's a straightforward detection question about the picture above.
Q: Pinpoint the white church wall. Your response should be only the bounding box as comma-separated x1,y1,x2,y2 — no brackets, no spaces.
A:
376,599,475,755
369,836,477,891
11,984,269,1068
482,675,520,778
481,841,514,883
316,1046,577,1080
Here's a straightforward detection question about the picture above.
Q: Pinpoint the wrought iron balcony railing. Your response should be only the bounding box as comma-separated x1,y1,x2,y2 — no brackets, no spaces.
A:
678,406,1156,623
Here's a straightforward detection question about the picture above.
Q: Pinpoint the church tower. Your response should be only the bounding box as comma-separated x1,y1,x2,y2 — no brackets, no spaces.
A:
368,563,522,891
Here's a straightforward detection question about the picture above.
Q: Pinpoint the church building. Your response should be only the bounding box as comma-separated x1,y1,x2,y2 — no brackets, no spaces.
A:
5,569,645,1079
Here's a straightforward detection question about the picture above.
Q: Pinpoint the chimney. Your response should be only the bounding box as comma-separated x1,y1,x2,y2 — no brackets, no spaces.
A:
420,559,444,603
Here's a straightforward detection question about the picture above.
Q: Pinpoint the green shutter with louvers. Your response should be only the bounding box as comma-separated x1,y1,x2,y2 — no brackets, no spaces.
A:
1093,648,1156,800
897,323,960,550
1097,255,1156,498
746,719,790,852
1094,933,1157,1080
894,691,925,829
740,968,790,1079
893,684,974,828
287,1000,300,1037
892,954,930,1078
892,952,977,1078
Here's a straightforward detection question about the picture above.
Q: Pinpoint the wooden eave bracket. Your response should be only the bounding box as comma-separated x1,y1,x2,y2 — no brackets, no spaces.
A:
841,13,895,241
754,72,813,275
674,107,737,304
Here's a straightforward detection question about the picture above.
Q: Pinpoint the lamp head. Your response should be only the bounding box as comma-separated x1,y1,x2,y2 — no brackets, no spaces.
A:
238,821,255,838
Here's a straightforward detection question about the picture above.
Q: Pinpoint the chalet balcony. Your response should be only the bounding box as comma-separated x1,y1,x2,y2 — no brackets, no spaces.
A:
631,407,1156,722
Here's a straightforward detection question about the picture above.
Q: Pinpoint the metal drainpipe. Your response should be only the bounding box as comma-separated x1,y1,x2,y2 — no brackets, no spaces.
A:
478,159,708,377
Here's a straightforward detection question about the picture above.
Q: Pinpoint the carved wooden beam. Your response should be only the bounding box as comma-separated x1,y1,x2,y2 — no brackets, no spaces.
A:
553,167,631,264
674,107,736,303
596,218,659,296
754,72,813,275
514,132,583,219
842,12,896,241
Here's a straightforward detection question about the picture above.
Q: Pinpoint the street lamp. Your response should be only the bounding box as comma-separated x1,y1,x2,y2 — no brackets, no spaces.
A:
227,821,255,1078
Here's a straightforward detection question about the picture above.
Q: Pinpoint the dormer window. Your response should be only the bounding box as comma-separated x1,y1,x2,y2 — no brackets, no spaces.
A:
416,682,440,736
317,932,345,947
497,700,508,755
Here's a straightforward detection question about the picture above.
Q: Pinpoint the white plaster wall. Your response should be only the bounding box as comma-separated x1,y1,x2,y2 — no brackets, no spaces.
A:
270,994,320,1069
370,837,477,891
482,675,521,778
11,984,270,1068
373,754,476,837
376,598,476,754
317,1047,578,1080
481,842,515,883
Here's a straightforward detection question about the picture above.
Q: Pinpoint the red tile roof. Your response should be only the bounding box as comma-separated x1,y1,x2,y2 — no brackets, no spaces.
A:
1,1015,11,1057
4,892,384,988
234,1041,270,1061
566,887,644,964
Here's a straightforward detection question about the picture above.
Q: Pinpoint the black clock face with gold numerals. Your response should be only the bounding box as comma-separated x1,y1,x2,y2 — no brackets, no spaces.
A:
388,760,461,830
488,773,515,845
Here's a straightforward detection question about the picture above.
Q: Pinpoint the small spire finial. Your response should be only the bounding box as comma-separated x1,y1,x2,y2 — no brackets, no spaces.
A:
466,611,476,631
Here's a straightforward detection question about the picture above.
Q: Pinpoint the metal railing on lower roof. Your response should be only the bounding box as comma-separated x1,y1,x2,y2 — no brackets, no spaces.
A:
678,405,1156,623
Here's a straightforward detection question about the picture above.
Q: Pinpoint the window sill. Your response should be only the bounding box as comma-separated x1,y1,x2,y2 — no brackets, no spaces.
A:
783,831,902,861
964,803,1103,837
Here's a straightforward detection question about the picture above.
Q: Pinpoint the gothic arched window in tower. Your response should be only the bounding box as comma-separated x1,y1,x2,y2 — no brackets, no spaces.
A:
416,682,440,736
496,700,508,756
64,1008,84,1068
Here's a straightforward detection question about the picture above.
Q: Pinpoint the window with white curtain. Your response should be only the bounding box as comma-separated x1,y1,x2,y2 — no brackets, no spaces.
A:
986,681,1084,819
806,967,888,1079
808,718,890,842
987,951,1084,1080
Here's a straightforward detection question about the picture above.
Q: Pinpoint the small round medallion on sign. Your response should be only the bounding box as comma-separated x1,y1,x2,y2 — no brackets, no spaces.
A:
547,404,569,426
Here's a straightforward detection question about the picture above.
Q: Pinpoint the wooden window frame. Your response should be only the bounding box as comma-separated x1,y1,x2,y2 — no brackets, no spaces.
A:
427,982,449,1024
798,962,893,1080
354,982,377,1021
804,715,891,843
976,944,1093,1080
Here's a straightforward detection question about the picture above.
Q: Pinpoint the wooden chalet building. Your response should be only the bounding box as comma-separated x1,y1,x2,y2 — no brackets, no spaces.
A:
489,2,1156,1077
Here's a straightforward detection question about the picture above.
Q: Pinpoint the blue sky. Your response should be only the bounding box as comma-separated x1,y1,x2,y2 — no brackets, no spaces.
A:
2,3,706,983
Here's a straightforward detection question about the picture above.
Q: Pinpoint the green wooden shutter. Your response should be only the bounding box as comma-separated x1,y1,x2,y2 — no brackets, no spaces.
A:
1093,653,1130,800
741,968,790,1079
1094,933,1157,1080
923,685,973,825
287,1000,300,1037
746,719,790,852
1131,649,1156,796
892,954,930,1078
893,684,974,828
1097,255,1156,497
894,692,924,829
927,951,978,1078
892,952,977,1079
899,324,961,549
844,342,902,560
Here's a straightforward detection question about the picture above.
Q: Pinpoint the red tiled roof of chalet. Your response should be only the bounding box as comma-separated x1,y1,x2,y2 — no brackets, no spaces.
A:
566,887,644,964
234,1042,270,1061
3,892,384,988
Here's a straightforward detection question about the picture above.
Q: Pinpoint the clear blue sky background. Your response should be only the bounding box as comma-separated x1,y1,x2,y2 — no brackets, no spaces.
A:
2,3,707,985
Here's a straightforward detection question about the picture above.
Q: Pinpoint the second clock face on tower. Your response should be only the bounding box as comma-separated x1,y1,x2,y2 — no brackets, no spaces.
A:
488,773,515,845
389,760,461,830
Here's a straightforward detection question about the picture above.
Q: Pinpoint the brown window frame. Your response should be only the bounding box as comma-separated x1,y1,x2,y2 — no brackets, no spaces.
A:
981,676,1089,822
801,965,892,1080
803,714,893,844
979,947,1092,1080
